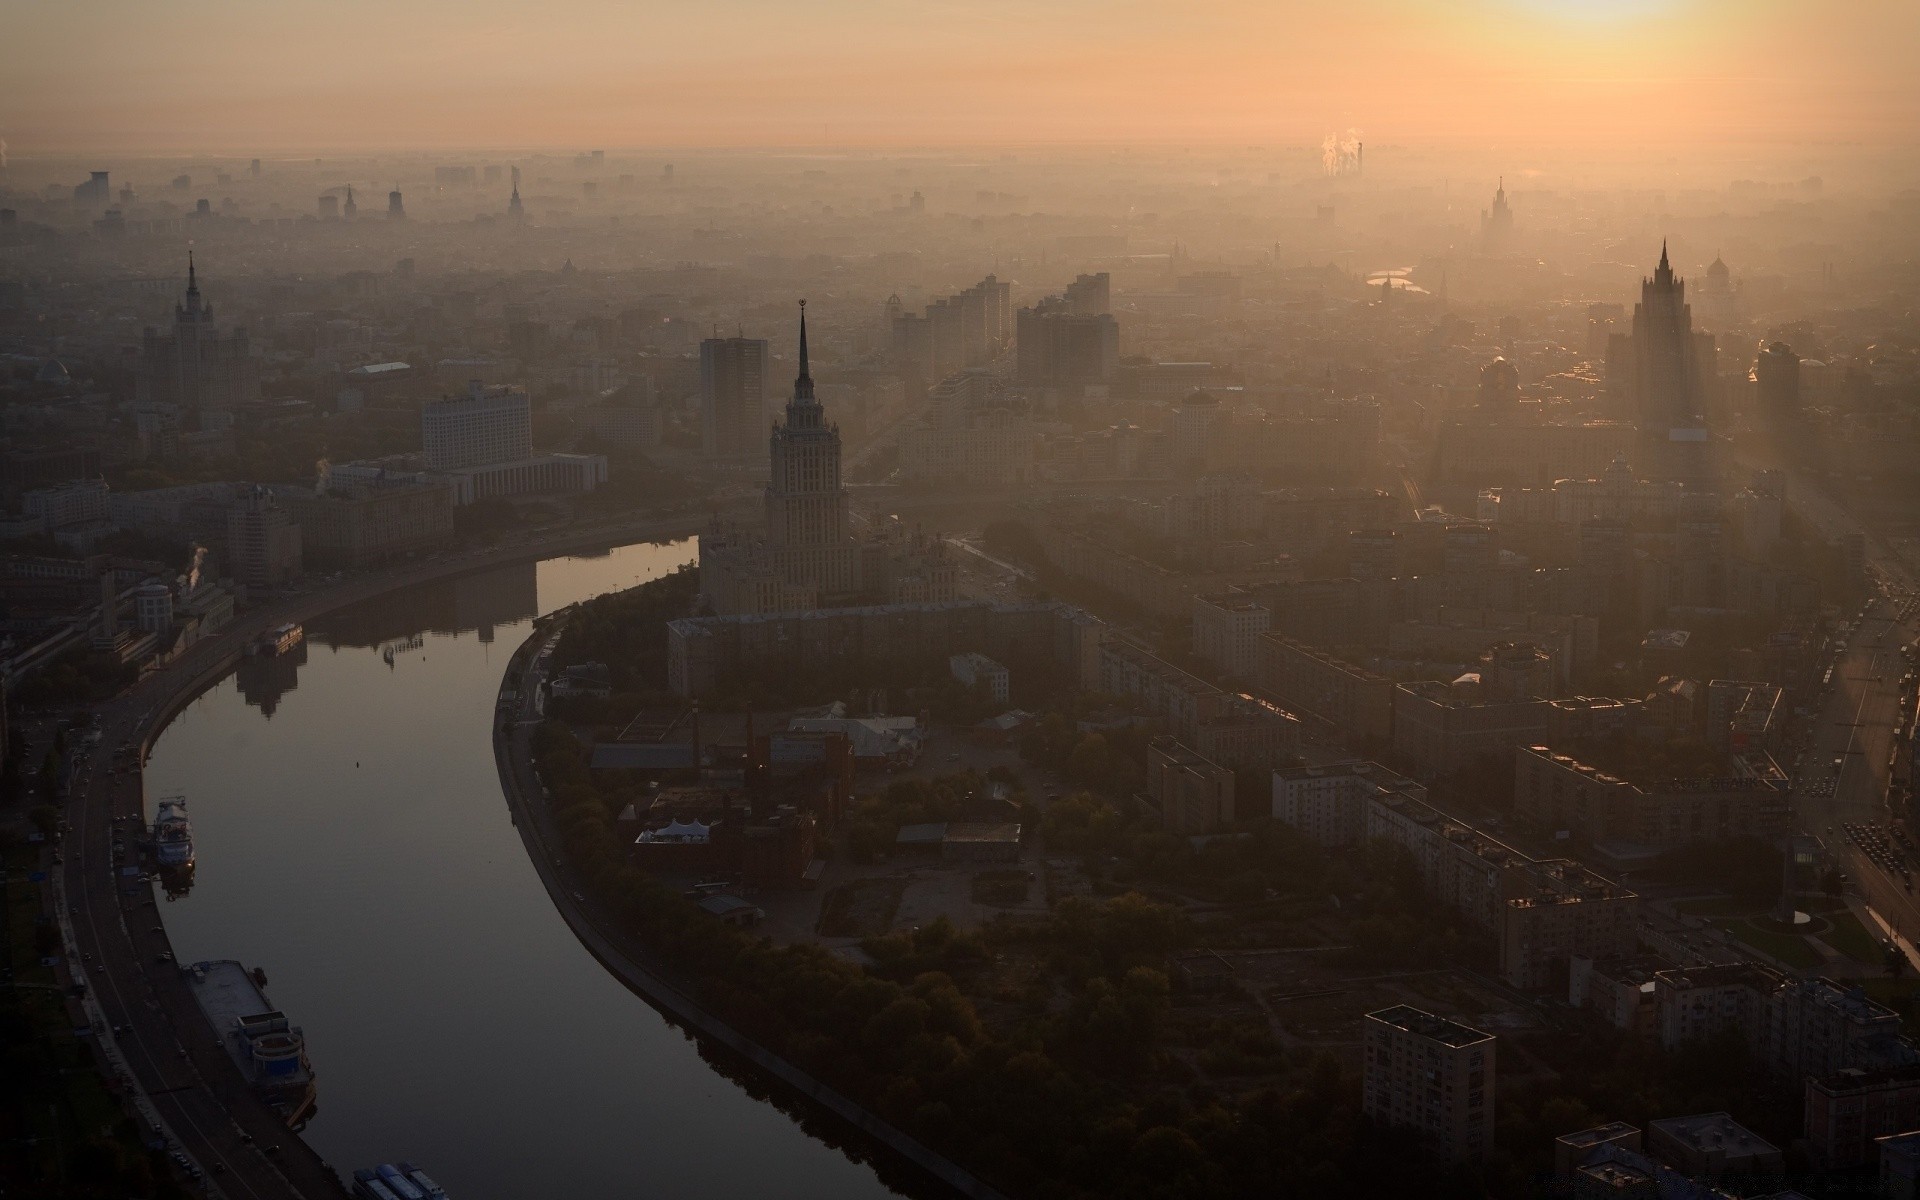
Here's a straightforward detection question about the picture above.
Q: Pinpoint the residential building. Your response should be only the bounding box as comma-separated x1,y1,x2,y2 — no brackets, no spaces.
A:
1554,1123,1644,1176
1256,634,1395,744
1806,1065,1920,1170
1145,738,1235,834
225,486,302,587
1512,744,1791,849
1881,1130,1920,1200
1645,1113,1780,1178
1362,1006,1496,1164
1192,593,1271,678
1567,956,1661,1036
897,370,1036,487
1355,792,1638,988
1192,694,1301,769
1099,638,1227,741
950,651,1010,704
276,477,455,568
1392,680,1551,779
1271,760,1425,847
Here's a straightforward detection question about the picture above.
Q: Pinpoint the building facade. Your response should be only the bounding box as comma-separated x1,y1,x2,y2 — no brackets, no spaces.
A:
1362,1006,1496,1164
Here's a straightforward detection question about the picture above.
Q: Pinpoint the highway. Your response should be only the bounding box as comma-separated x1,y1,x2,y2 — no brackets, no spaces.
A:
41,511,709,1197
1763,464,1920,941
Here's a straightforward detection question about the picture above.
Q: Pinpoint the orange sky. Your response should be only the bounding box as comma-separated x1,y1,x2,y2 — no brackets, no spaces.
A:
6,0,1917,153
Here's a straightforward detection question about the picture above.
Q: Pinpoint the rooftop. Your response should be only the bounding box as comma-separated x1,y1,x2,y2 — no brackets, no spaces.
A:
1365,1004,1493,1048
1648,1112,1777,1159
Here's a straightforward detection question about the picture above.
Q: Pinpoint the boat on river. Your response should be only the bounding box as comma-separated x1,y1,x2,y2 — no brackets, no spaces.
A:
151,797,194,868
352,1162,449,1199
250,623,304,656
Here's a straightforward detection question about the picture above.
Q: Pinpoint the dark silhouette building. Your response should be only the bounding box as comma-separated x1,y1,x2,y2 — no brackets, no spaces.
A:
1753,342,1801,418
1481,178,1513,249
698,335,771,460
1607,243,1718,483
139,256,259,424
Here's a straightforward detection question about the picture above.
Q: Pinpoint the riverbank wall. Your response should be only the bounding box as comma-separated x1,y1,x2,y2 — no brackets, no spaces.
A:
492,621,1013,1200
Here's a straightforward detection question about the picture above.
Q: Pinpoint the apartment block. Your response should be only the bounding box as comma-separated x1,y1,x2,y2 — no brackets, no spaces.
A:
1392,681,1551,779
1270,760,1425,847
1255,633,1394,744
1192,593,1270,679
1192,694,1301,769
1146,738,1235,834
1362,1006,1495,1164
1363,793,1637,989
1099,638,1227,741
1513,744,1791,848
1806,1064,1920,1170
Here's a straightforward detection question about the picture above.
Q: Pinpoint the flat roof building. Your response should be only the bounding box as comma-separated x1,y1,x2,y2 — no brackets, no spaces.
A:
1363,1005,1495,1164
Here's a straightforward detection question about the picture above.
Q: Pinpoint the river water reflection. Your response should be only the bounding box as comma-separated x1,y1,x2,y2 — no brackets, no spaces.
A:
145,540,900,1200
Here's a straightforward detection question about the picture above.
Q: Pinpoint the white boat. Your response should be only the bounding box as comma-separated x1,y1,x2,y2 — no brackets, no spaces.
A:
153,797,194,868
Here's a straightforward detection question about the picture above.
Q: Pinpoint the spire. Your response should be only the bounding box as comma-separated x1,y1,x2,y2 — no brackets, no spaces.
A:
794,299,815,403
1659,239,1670,272
180,251,203,317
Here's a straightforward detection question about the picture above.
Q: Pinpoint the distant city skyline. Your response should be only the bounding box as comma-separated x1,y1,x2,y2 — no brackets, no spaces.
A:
5,0,1918,155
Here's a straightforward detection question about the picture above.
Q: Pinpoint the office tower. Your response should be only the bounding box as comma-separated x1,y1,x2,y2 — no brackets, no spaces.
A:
388,187,405,219
73,171,111,206
421,381,533,469
1363,1006,1496,1163
342,185,357,219
1063,271,1110,316
249,158,261,177
226,486,303,587
139,255,260,425
1754,342,1801,418
1481,178,1512,248
317,194,338,219
765,304,850,557
699,336,771,459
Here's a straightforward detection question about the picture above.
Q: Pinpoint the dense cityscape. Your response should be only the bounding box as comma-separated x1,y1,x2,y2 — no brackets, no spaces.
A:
5,3,1920,1198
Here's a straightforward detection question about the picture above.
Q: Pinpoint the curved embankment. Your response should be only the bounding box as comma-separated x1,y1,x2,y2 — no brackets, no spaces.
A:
67,518,712,1196
132,515,709,759
492,622,1012,1200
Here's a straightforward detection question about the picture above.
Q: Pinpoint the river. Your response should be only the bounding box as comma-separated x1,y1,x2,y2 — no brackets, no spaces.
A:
143,539,901,1200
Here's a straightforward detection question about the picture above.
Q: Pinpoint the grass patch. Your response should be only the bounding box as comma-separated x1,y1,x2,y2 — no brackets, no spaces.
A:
1718,919,1823,970
816,877,907,937
1823,911,1891,964
1675,896,1760,918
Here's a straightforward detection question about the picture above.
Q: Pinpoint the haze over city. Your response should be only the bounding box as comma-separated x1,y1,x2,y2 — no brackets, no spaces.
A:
4,2,1920,1200
7,0,1920,152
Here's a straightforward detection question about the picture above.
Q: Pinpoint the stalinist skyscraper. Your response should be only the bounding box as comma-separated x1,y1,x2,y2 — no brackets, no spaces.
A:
1607,242,1718,484
763,301,859,595
697,302,956,615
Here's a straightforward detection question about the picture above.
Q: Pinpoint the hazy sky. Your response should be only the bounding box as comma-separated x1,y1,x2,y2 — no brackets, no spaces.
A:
6,0,1917,154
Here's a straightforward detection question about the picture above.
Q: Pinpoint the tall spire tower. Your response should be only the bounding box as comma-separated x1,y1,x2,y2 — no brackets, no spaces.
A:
507,165,524,222
764,301,852,586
